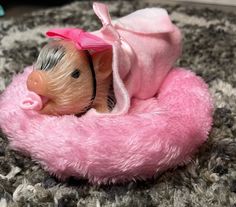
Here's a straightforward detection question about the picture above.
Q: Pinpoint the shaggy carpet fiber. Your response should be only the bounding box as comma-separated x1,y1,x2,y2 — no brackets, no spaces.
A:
0,1,235,206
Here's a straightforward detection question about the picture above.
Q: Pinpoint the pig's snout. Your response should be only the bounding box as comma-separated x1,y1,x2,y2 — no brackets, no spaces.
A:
27,70,48,96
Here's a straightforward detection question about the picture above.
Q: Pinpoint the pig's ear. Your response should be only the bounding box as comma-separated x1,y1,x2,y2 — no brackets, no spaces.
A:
92,50,112,80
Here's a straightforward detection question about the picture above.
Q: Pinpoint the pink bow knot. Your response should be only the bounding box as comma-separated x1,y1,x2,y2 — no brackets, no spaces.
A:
46,28,111,52
93,2,121,43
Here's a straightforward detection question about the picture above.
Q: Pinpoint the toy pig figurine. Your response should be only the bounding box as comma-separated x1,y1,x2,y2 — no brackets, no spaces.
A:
26,29,114,116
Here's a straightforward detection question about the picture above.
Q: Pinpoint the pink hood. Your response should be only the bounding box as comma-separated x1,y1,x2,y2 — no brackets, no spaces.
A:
91,3,182,115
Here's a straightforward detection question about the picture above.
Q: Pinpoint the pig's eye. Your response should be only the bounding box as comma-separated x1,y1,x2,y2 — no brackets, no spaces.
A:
71,69,81,79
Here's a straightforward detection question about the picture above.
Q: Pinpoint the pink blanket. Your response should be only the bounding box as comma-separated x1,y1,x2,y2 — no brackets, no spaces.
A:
91,3,182,114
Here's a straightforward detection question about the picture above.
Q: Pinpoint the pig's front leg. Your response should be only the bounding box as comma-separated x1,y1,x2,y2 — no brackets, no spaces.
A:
40,101,59,115
93,101,110,113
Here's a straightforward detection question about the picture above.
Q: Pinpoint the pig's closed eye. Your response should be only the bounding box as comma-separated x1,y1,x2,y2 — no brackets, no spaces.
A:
71,69,81,79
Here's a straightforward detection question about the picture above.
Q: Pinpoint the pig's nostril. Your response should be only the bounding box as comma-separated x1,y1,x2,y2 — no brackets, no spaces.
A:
33,80,38,85
27,77,39,90
30,77,40,86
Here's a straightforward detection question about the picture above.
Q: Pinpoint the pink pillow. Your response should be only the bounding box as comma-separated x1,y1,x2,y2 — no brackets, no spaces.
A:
0,67,213,183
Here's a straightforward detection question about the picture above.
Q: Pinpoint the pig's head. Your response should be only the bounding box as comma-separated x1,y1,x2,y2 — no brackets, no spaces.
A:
27,40,113,115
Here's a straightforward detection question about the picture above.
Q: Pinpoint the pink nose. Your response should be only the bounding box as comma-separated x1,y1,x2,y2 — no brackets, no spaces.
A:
27,70,47,95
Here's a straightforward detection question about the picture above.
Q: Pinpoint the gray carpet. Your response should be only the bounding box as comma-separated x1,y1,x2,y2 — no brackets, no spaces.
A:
0,1,236,206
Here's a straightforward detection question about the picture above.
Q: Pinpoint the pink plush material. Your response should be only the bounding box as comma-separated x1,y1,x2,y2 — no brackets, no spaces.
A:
0,3,213,183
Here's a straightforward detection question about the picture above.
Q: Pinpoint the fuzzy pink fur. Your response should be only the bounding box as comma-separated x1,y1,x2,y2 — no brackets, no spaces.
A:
0,67,213,183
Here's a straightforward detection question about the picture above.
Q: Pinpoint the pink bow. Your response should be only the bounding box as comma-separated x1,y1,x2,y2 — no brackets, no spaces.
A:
46,28,111,52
